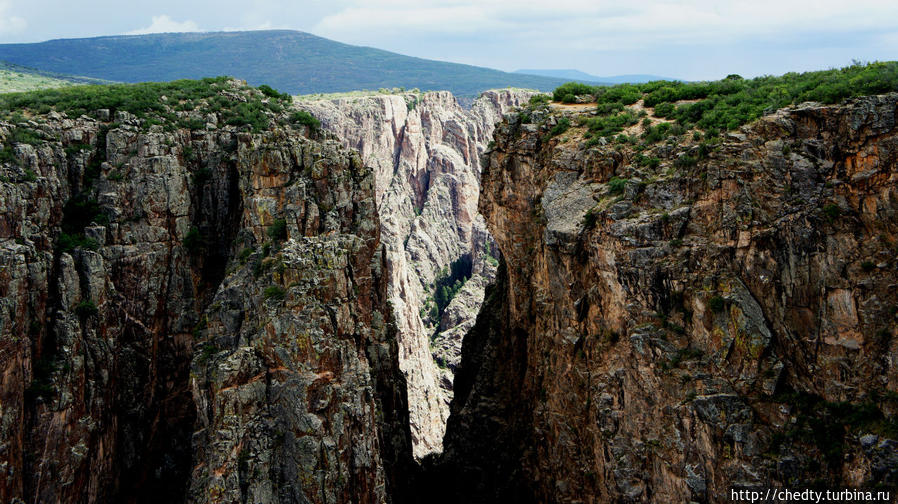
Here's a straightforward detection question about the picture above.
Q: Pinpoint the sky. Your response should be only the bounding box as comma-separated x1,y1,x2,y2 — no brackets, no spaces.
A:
1,0,897,81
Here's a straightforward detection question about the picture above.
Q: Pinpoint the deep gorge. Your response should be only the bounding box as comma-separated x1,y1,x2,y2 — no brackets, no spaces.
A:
0,78,896,504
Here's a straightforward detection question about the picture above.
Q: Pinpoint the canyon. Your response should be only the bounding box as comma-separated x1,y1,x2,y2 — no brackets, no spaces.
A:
296,89,533,457
436,93,898,502
0,78,896,504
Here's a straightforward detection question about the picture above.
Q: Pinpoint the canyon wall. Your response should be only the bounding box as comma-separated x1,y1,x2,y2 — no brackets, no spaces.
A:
437,95,898,502
0,83,413,503
297,90,532,457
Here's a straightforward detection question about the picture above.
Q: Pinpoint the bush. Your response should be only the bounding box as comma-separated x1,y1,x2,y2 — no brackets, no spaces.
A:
290,110,321,131
823,203,841,222
708,295,725,312
552,82,598,102
608,176,627,195
75,299,98,317
582,207,599,229
653,102,675,117
183,226,204,253
257,84,291,101
57,232,99,253
674,155,698,168
267,218,288,241
263,285,286,301
586,110,638,138
549,117,571,137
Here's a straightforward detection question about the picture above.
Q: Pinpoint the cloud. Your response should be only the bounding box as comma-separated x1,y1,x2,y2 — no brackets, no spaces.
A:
0,1,26,35
127,15,201,35
313,0,898,49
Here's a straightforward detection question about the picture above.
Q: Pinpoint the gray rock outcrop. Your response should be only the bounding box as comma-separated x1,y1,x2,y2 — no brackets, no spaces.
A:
297,89,533,457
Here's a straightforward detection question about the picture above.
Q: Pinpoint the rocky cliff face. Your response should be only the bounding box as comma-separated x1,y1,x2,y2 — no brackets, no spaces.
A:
297,90,532,457
437,95,898,502
0,83,412,503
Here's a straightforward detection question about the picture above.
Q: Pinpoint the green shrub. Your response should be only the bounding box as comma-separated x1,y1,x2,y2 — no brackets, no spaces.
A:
290,110,321,131
642,122,673,143
267,218,288,241
596,84,641,105
674,155,698,168
432,256,473,319
653,102,675,117
596,102,625,115
708,295,725,312
183,226,204,253
549,117,571,137
258,84,291,101
823,203,841,222
529,94,550,106
178,117,205,130
75,299,98,317
238,247,254,264
608,176,627,195
635,154,661,169
586,111,638,138
263,285,286,301
641,62,898,132
552,82,598,102
582,207,599,229
57,232,99,253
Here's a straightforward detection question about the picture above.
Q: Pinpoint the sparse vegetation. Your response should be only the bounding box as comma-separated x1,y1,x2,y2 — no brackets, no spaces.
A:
290,110,321,131
183,227,204,253
822,203,841,222
429,255,473,322
74,300,98,317
549,117,571,137
0,77,296,133
608,176,627,195
263,285,286,301
267,218,288,242
551,61,898,134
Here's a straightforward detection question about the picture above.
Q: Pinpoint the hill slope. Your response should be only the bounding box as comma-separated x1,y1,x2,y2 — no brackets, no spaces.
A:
0,61,111,93
0,30,569,96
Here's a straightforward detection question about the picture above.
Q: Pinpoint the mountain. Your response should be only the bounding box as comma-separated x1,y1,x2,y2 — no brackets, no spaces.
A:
0,61,111,93
515,68,675,83
0,30,570,96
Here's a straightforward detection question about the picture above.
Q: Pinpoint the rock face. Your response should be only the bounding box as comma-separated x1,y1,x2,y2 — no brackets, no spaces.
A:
437,95,898,502
0,85,412,503
297,90,532,457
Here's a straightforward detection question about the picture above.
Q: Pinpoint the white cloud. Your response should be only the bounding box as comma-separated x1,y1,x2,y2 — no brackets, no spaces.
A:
127,15,201,35
0,1,26,35
313,0,898,49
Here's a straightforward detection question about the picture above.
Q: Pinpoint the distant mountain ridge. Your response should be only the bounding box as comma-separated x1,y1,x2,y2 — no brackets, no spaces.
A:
514,68,676,84
0,30,571,96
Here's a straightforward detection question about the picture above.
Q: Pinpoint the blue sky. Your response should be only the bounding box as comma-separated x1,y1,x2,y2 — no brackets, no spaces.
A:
2,0,897,80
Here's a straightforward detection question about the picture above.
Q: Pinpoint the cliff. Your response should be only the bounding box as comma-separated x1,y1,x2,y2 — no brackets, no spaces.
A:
437,94,898,502
0,80,413,503
297,89,533,457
